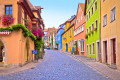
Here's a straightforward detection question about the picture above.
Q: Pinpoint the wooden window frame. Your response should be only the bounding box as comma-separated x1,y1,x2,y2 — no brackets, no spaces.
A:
5,5,12,15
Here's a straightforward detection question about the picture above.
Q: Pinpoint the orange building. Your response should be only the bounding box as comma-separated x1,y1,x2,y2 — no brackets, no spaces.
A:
0,0,44,67
101,0,120,70
74,3,86,56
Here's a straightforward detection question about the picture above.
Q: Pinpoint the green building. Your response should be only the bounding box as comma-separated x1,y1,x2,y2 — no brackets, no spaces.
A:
84,0,101,61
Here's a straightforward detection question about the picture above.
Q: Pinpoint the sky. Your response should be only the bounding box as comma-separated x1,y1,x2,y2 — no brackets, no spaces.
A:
30,0,85,29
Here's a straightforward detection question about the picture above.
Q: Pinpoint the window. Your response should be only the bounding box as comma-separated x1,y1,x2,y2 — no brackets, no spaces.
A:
89,26,91,32
95,20,98,28
72,28,73,34
89,11,90,18
91,7,93,15
92,23,94,30
5,5,12,15
72,40,73,46
70,30,71,36
89,44,91,54
87,29,88,34
92,43,95,54
80,40,84,52
82,25,84,32
95,1,97,11
88,0,90,4
70,41,71,47
111,7,116,22
87,45,88,55
68,31,69,36
81,15,83,21
78,40,81,47
77,20,78,25
103,14,107,27
79,17,80,23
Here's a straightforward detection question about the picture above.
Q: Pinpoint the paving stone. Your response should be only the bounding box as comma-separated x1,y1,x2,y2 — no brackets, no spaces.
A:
0,50,110,80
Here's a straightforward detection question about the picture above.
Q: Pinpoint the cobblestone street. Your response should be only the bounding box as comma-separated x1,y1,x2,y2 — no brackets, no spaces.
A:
0,50,111,80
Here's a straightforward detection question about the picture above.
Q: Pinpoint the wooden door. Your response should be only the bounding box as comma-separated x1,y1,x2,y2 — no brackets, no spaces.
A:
113,39,116,64
105,41,107,63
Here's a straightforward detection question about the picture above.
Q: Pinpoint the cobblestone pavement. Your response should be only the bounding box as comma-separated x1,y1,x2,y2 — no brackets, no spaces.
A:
0,50,111,80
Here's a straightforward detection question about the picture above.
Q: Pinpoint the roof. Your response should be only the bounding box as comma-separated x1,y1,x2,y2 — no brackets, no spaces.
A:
65,15,76,24
62,16,76,35
79,3,85,13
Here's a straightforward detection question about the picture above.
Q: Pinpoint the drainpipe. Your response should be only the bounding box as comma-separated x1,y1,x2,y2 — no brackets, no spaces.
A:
99,0,101,62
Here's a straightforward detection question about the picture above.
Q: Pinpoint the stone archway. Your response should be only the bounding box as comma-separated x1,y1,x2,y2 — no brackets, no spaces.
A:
25,39,30,62
0,38,7,65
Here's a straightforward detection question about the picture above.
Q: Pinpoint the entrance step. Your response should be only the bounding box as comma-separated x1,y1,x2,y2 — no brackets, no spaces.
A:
0,62,4,67
108,64,117,69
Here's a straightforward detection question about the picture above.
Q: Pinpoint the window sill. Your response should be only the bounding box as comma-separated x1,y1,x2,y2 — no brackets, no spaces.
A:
110,19,116,23
81,51,85,53
103,25,107,27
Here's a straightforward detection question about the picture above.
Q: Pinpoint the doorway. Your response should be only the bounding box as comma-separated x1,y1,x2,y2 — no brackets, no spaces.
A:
97,42,101,61
25,40,30,62
111,39,116,64
0,39,6,64
66,43,68,52
103,41,107,63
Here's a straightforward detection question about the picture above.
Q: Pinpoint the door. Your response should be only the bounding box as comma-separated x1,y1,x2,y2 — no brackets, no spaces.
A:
66,43,68,52
113,39,116,64
0,46,3,62
105,41,107,63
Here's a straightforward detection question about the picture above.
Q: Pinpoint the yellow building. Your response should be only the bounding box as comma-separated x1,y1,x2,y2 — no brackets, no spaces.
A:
101,0,120,70
62,16,76,52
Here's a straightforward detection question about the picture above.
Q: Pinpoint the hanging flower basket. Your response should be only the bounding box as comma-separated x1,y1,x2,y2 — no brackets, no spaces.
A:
2,14,14,27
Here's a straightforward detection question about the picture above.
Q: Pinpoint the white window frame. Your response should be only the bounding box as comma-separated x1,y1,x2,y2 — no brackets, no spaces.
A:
103,14,107,27
80,40,84,52
79,17,80,23
110,7,116,22
81,15,83,21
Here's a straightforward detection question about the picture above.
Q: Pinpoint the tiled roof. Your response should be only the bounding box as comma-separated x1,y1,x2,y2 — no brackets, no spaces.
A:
27,0,41,10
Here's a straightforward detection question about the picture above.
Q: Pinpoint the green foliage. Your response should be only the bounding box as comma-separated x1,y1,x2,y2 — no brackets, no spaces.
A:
85,34,88,39
74,41,78,55
34,38,44,59
0,27,12,31
51,37,53,45
0,24,36,41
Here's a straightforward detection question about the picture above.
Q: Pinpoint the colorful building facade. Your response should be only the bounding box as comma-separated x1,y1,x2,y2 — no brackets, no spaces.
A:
101,0,120,70
56,24,65,50
84,0,101,61
74,3,86,56
62,16,75,52
0,0,44,67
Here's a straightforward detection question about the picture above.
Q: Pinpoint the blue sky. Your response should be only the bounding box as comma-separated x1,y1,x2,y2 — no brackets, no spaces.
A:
30,0,85,28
